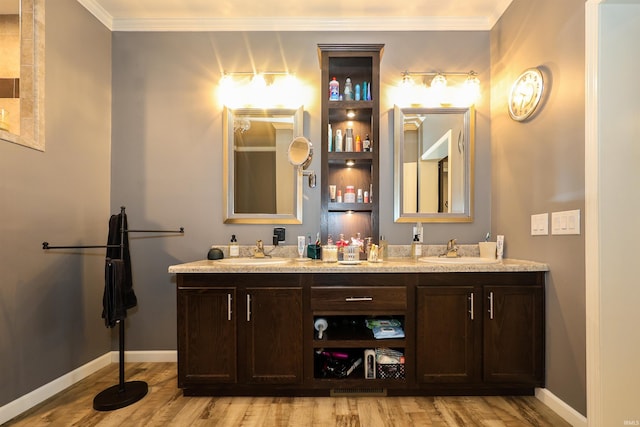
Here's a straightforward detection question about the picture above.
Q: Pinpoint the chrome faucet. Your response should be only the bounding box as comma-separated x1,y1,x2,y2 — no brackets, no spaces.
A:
445,238,459,257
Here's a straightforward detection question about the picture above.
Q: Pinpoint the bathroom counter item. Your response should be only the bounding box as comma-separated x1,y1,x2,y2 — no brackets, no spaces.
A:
168,257,548,274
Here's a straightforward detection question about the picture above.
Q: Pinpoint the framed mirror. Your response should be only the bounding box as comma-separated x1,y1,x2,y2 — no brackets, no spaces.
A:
393,105,474,223
0,0,45,151
223,106,304,224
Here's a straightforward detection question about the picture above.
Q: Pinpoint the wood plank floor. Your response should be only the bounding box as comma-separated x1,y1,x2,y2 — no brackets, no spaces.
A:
5,363,570,426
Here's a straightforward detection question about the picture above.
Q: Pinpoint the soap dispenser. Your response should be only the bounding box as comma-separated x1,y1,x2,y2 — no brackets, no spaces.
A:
229,234,239,258
411,234,422,258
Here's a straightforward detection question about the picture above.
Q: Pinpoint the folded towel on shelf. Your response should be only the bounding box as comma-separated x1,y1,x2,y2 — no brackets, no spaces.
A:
372,326,405,339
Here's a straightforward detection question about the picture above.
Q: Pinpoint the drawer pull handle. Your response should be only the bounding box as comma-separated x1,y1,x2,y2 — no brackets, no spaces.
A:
345,297,373,302
227,293,233,321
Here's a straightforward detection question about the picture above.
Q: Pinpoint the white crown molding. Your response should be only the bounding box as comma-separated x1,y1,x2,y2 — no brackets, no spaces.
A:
77,0,113,29
111,17,493,32
75,0,493,32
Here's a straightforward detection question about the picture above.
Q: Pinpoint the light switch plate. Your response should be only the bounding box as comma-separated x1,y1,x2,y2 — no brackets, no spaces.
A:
531,213,549,235
551,209,581,235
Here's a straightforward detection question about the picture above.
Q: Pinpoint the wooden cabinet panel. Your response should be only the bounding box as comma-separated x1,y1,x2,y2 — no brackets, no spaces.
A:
245,287,303,384
177,288,236,386
483,285,544,385
311,286,406,311
416,286,481,383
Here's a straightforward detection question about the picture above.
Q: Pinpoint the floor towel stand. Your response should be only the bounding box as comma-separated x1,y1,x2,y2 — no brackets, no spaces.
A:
42,206,184,411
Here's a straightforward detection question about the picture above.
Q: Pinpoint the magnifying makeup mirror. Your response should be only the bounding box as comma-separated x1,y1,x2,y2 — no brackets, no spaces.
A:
287,136,316,187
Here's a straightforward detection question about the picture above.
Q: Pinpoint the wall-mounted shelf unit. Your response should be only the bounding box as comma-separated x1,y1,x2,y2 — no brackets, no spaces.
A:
318,44,384,244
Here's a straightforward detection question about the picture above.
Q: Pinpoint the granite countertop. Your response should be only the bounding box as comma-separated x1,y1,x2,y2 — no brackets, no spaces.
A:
168,257,548,274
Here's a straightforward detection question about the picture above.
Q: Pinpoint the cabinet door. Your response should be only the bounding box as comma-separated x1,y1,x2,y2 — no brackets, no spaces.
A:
483,285,544,385
177,288,236,386
416,286,481,383
245,287,303,384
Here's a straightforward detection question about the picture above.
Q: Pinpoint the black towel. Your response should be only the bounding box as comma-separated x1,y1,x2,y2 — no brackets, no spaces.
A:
101,213,137,328
102,258,126,328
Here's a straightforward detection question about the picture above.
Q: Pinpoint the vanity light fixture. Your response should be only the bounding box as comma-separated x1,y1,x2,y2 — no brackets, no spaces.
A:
396,70,481,107
218,71,307,108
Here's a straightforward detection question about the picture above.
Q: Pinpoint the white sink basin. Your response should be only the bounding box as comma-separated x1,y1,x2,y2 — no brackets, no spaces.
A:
418,256,499,264
216,257,291,266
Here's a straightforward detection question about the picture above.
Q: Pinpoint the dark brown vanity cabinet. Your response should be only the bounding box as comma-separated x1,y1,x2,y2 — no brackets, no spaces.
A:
416,285,481,384
416,274,545,390
175,271,544,395
177,275,303,393
483,284,544,385
178,286,237,386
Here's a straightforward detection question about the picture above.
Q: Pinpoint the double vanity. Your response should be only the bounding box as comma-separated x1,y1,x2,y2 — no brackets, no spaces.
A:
169,255,547,397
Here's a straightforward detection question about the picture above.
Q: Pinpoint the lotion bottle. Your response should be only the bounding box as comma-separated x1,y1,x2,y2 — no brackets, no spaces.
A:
229,234,239,258
378,235,387,261
335,129,343,152
411,234,422,258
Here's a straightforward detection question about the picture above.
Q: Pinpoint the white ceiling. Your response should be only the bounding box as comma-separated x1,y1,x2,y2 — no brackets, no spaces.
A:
76,0,514,32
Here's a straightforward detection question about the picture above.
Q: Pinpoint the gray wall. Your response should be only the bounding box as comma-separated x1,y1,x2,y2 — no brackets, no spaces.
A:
0,0,112,406
110,31,491,351
490,0,586,415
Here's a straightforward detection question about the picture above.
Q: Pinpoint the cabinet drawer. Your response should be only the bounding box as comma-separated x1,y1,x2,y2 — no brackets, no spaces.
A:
311,286,406,311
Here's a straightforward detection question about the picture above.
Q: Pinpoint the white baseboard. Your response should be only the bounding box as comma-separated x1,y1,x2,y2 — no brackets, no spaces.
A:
0,353,111,425
536,388,587,427
109,350,177,363
0,350,178,425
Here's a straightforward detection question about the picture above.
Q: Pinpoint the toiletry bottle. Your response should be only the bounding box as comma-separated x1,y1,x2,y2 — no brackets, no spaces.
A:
344,77,353,100
379,235,387,261
355,135,362,152
345,128,354,152
328,124,333,152
363,134,371,152
355,84,361,101
329,77,340,101
411,235,422,258
335,129,343,152
229,234,239,258
362,81,368,101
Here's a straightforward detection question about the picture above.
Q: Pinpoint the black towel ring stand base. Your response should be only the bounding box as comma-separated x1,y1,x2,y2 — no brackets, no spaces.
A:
93,380,148,411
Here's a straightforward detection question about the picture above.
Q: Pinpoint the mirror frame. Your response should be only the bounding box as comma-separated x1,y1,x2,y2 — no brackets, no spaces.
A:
0,0,45,151
393,105,475,223
223,106,304,224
